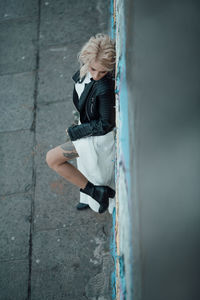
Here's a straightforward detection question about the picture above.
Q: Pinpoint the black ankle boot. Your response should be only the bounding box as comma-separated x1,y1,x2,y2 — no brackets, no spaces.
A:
80,181,115,214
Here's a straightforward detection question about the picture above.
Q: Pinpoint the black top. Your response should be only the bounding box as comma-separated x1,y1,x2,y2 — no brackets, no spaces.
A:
67,70,115,141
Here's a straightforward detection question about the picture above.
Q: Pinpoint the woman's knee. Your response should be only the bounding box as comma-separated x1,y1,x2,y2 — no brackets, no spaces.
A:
46,148,58,169
46,142,78,169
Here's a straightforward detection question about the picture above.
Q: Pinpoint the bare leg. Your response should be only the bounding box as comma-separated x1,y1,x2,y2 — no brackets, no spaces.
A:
46,142,88,189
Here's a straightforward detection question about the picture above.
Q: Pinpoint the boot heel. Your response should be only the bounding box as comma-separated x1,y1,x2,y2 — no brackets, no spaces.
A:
107,187,115,198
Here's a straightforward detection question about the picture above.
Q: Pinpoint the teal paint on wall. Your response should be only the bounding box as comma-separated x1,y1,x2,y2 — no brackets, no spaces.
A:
110,1,133,299
110,2,117,299
110,208,117,299
115,0,134,299
115,0,131,192
110,0,115,39
119,255,127,299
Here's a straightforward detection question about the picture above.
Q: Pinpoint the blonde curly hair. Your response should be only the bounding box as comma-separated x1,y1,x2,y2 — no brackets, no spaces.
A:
77,33,116,79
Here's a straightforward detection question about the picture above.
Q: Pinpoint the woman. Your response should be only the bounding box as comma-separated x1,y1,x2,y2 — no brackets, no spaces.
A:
46,33,116,214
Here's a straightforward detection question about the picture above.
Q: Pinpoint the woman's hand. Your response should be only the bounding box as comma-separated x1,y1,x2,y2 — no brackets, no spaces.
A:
65,128,70,142
72,110,79,125
65,128,69,135
66,123,77,141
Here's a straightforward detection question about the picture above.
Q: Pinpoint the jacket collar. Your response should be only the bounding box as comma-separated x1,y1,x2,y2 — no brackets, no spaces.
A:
72,70,92,84
72,69,114,83
72,69,95,111
79,79,95,111
72,70,81,83
72,69,88,83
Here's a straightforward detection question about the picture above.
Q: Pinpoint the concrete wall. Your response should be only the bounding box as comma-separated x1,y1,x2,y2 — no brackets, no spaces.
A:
115,0,200,299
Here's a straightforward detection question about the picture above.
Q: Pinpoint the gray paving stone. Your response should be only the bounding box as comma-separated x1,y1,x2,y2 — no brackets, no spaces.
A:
0,130,34,195
38,45,79,104
41,0,109,19
0,19,37,75
0,260,28,300
0,193,31,260
33,101,76,230
39,0,109,47
34,166,112,231
31,225,112,300
36,101,74,149
0,72,35,132
0,0,38,20
34,172,80,231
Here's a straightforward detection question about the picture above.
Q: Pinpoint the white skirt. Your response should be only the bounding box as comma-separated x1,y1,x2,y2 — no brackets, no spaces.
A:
72,130,116,214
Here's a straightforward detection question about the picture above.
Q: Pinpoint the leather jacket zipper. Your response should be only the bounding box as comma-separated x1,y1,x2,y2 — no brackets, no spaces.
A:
86,97,94,120
90,97,94,114
86,102,90,121
85,100,94,137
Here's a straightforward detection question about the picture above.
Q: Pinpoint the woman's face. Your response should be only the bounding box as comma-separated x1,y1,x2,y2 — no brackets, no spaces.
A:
88,60,108,81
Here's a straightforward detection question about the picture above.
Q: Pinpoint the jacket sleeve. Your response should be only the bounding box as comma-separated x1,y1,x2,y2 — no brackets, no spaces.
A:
67,90,115,141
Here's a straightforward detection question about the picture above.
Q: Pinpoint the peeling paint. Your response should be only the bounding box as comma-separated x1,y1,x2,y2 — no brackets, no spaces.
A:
90,237,104,265
85,254,112,298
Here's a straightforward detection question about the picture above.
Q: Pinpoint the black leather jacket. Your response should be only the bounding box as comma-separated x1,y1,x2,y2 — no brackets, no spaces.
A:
67,69,115,141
